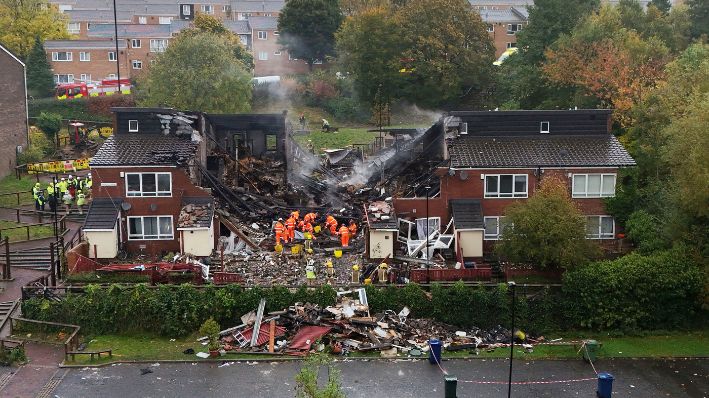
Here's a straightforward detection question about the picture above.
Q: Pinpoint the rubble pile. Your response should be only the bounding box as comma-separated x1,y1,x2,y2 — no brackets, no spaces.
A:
178,203,213,228
205,292,536,358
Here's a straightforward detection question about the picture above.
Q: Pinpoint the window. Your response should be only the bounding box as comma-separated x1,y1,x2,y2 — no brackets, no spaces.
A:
487,24,494,33
86,22,92,31
128,119,139,132
108,51,117,61
222,5,230,12
484,216,510,240
107,74,117,79
138,16,147,24
257,31,267,40
51,51,72,61
586,216,614,239
132,60,142,69
131,39,141,48
201,4,213,14
150,39,168,52
67,22,80,34
159,16,172,24
274,50,281,55
274,30,279,35
79,51,90,61
258,51,268,60
484,174,528,198
54,74,74,84
125,172,172,197
506,42,517,49
507,24,522,35
313,59,323,65
540,121,550,133
572,174,616,198
182,4,191,15
128,216,173,240
79,74,91,82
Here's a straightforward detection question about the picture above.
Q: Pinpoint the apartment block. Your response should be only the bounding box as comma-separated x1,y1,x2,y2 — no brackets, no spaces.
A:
44,40,129,84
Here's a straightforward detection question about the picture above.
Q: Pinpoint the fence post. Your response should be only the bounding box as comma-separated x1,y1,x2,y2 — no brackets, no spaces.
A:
58,237,64,280
3,237,9,280
16,208,20,223
26,226,30,241
50,242,56,287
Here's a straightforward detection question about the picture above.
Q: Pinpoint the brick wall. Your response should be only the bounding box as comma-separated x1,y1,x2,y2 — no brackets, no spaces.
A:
487,22,526,58
0,49,28,178
91,165,211,256
252,28,310,77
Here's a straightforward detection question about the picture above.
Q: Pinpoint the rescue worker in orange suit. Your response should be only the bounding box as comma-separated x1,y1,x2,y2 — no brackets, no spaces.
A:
303,212,317,227
325,215,338,235
274,218,286,244
348,219,358,237
303,221,315,239
285,216,296,242
338,224,351,247
291,210,300,223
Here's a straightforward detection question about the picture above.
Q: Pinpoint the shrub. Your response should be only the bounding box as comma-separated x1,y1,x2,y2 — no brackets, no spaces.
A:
29,97,105,121
86,95,136,117
35,112,62,142
199,317,221,350
625,210,667,253
322,97,370,123
562,247,705,331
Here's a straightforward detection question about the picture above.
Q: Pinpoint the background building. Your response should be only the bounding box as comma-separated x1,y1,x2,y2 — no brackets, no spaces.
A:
0,44,29,178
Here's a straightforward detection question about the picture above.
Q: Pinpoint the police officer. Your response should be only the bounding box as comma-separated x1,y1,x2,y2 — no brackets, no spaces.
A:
32,182,42,210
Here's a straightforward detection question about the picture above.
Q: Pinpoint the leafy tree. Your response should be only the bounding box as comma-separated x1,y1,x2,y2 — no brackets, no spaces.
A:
542,5,670,127
494,0,600,109
0,0,68,58
26,37,55,97
336,7,403,106
177,13,253,69
339,0,392,15
650,0,671,14
625,209,667,253
278,0,343,70
35,112,62,143
495,176,599,269
686,0,709,38
394,0,495,107
137,33,252,113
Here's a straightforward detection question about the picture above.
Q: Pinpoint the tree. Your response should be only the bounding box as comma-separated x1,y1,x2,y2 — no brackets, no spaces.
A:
650,0,671,14
278,0,343,70
36,112,62,144
26,37,55,97
176,13,253,70
394,0,495,107
0,0,69,59
495,176,599,269
542,5,670,127
336,7,404,106
687,0,709,38
494,0,600,109
137,33,252,113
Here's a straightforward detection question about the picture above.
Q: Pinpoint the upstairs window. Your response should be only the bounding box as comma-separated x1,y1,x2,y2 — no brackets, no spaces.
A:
52,52,72,61
487,24,494,33
138,16,147,24
79,51,90,61
201,4,213,14
132,60,143,69
507,23,522,35
108,51,117,61
572,174,616,198
131,39,141,48
159,16,172,24
126,172,172,197
67,22,80,34
484,174,528,198
182,4,191,15
150,39,168,52
257,31,267,40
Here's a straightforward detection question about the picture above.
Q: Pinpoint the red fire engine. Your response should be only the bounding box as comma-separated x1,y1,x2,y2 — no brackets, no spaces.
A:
55,79,132,100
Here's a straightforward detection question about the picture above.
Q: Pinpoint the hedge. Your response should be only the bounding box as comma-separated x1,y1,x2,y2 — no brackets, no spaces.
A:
28,96,135,122
562,247,705,331
21,283,562,337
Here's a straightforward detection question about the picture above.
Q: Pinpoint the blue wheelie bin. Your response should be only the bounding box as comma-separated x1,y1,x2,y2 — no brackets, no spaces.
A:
428,338,442,365
597,372,614,398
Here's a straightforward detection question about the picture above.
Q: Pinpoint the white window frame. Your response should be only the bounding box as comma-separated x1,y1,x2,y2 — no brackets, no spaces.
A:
274,30,279,36
52,51,72,62
258,51,268,60
487,24,494,33
572,174,616,198
67,22,80,34
108,51,117,62
125,172,172,197
507,23,522,35
127,215,174,240
201,4,213,14
79,51,90,61
484,174,528,198
54,74,74,84
159,16,172,24
128,119,139,132
79,73,91,82
484,216,510,240
540,121,550,133
107,73,117,79
182,4,191,15
132,60,143,69
257,31,267,40
274,50,281,55
86,22,92,31
586,215,615,239
131,39,141,48
150,39,168,52
313,59,323,65
222,5,230,12
138,16,147,24
506,42,517,49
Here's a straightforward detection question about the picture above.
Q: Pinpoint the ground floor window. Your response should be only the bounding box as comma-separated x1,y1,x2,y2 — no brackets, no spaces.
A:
483,216,510,240
586,215,614,239
128,216,173,240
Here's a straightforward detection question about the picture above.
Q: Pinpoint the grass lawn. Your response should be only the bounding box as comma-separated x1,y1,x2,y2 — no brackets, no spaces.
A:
293,128,380,153
0,175,38,206
63,331,708,366
0,220,55,242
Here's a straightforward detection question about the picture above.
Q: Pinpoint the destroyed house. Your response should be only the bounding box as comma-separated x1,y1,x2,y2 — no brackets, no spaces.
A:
393,109,636,263
84,107,216,258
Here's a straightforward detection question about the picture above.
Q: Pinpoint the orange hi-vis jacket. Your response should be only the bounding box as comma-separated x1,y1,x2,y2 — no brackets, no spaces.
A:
304,213,317,224
348,222,357,235
325,215,337,233
274,221,286,244
339,225,351,247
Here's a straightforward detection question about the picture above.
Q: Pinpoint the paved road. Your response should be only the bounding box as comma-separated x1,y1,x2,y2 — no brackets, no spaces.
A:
50,358,707,398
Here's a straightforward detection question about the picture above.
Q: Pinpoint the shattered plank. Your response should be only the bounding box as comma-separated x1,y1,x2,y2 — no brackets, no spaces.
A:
250,298,267,347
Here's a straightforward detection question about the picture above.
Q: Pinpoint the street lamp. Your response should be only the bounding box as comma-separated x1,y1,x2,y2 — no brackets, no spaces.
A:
112,0,121,92
507,281,517,398
425,185,431,284
52,174,59,239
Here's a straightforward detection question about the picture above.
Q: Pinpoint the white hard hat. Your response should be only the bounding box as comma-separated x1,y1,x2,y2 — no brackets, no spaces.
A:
68,175,73,178
88,173,91,177
61,177,65,180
